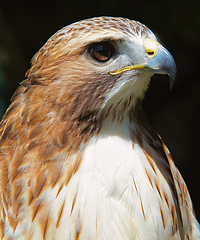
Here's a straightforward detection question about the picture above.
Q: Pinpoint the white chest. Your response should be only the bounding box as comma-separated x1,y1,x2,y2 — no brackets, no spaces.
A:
61,133,180,240
10,128,181,240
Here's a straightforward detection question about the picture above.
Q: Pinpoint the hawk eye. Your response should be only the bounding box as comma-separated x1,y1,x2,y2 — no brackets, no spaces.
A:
89,42,115,62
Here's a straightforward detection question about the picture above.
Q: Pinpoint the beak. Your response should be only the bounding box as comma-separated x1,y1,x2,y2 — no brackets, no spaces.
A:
110,39,177,89
144,44,177,89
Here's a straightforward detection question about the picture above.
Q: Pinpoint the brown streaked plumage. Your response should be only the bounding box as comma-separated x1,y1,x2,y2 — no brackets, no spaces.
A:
0,16,199,240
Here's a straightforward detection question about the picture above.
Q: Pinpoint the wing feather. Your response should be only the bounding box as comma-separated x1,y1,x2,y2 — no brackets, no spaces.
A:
131,100,198,239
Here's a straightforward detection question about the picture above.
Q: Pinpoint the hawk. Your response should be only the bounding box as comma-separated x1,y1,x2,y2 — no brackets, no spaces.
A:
0,16,199,240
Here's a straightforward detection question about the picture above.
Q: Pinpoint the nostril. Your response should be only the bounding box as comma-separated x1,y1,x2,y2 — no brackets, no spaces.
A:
147,51,154,56
144,38,159,58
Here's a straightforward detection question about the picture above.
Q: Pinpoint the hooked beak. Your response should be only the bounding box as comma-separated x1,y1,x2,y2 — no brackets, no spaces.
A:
144,44,177,89
110,38,177,89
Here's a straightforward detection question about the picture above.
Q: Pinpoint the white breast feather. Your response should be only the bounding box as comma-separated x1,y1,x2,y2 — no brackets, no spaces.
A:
49,119,181,240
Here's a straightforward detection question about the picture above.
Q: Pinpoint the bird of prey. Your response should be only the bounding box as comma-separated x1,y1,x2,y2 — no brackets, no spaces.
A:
0,16,199,240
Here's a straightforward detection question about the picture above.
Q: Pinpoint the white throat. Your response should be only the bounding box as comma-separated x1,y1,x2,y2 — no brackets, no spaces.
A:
101,72,152,112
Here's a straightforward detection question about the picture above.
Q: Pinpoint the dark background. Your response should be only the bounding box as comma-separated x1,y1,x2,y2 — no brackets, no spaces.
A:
0,1,200,221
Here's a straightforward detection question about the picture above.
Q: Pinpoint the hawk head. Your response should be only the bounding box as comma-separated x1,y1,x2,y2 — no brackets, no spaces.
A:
27,16,176,118
5,16,176,152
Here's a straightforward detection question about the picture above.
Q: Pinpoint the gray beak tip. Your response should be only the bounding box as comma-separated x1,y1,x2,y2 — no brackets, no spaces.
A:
145,45,177,90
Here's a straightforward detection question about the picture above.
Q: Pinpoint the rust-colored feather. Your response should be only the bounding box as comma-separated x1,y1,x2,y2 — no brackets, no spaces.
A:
160,204,166,229
56,199,66,228
0,16,199,240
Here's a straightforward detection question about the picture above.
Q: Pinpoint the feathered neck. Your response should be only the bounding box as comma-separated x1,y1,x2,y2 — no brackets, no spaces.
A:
0,78,148,153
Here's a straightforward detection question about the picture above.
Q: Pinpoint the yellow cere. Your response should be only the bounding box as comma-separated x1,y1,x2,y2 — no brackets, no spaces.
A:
144,38,160,59
110,38,160,76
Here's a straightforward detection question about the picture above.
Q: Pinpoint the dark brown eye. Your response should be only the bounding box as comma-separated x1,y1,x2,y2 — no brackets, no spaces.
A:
89,42,115,62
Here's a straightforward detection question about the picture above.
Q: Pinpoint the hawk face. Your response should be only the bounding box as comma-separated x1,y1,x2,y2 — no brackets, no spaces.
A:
27,17,176,127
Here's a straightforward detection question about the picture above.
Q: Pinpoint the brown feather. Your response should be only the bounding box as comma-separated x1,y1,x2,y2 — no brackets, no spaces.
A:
0,16,198,239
